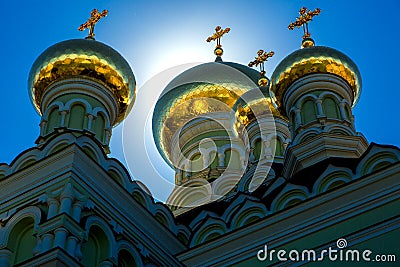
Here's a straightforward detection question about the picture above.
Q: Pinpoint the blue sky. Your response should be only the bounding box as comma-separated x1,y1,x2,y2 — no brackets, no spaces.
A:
1,0,399,201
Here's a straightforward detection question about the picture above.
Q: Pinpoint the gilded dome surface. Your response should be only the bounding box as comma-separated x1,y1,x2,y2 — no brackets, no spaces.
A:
153,61,260,166
28,39,136,125
270,46,361,115
233,86,286,133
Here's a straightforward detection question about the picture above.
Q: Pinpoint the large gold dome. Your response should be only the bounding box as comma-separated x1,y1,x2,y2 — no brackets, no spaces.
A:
28,39,136,125
270,45,361,115
152,61,261,166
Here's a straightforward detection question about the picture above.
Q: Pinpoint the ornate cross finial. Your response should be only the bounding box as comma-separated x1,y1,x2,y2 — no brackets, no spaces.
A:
249,50,274,75
206,26,230,48
248,50,274,86
78,9,108,39
288,7,321,40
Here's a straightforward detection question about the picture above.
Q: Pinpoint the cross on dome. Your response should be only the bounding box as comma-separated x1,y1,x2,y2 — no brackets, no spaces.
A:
288,7,321,47
206,26,230,58
78,9,109,39
248,49,274,86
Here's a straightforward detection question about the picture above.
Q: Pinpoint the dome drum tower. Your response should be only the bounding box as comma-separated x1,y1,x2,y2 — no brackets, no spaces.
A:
28,38,136,153
153,36,292,211
270,45,368,178
171,113,243,186
233,87,290,164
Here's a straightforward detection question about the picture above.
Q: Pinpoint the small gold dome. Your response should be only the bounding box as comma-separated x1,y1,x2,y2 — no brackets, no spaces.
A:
233,87,287,134
258,76,269,87
270,46,361,115
214,47,224,57
28,39,136,125
301,38,315,48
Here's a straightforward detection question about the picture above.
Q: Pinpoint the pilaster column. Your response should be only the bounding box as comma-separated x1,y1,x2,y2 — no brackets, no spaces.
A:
47,198,59,219
283,138,290,149
54,227,68,249
104,128,112,144
263,140,272,159
39,120,47,136
315,98,323,116
0,248,12,267
60,184,74,215
66,235,79,257
218,153,225,167
60,197,72,215
41,233,54,251
248,148,255,162
87,114,94,131
294,108,301,128
186,164,191,178
72,202,83,222
60,110,67,127
339,101,347,120
175,169,182,185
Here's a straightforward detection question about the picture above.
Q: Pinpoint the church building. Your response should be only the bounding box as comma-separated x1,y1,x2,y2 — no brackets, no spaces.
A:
0,7,398,267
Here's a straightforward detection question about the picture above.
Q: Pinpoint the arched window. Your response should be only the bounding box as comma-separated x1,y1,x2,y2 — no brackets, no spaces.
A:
253,139,262,160
8,217,36,265
326,180,346,191
284,198,302,208
191,153,203,174
81,226,110,267
82,146,98,161
118,249,138,267
301,100,317,125
69,104,86,129
46,108,61,134
209,151,218,169
109,170,122,184
323,97,340,119
224,149,241,169
270,137,284,157
154,212,169,227
93,113,106,142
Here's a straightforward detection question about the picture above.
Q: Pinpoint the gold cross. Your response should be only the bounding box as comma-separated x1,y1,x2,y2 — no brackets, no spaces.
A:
206,26,230,48
288,7,321,39
78,9,108,39
248,50,274,76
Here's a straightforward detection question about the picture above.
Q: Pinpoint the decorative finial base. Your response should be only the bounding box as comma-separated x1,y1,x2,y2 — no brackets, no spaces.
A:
214,47,224,57
258,76,269,87
301,38,315,48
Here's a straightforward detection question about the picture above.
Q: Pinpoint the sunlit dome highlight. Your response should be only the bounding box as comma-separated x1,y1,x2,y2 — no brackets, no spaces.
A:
28,38,136,125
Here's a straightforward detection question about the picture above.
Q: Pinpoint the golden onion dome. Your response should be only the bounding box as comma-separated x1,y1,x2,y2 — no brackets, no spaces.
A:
270,45,361,115
152,61,260,167
233,86,287,133
28,39,136,125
